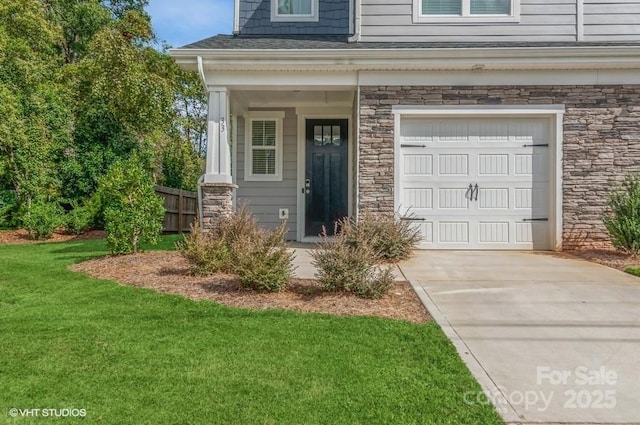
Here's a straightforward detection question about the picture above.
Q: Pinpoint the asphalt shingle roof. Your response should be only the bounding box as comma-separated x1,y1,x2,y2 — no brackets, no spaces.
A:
180,34,640,50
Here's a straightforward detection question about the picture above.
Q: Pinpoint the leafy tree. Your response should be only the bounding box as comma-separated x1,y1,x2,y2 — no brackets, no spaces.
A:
97,154,164,254
160,137,203,191
102,0,148,18
61,9,178,202
173,69,208,157
0,0,205,232
0,0,72,209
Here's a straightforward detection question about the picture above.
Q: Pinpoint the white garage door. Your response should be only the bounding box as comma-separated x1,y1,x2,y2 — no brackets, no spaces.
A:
398,117,551,250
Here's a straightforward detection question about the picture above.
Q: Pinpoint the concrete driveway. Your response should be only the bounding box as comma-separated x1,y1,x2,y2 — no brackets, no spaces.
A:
400,251,640,425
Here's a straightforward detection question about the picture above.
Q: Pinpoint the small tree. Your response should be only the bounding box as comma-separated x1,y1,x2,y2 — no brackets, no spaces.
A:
603,175,640,256
97,154,164,254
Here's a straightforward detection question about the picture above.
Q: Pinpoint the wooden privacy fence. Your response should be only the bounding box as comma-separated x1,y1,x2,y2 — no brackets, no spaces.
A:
155,185,198,233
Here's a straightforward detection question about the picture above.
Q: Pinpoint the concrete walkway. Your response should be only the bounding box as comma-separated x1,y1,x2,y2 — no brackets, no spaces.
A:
401,251,640,424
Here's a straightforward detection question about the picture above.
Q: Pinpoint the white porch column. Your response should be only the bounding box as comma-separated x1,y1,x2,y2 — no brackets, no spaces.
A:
204,87,232,184
200,86,236,231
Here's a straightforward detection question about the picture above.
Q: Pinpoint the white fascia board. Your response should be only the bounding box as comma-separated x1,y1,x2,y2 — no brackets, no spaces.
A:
169,46,640,72
197,69,640,89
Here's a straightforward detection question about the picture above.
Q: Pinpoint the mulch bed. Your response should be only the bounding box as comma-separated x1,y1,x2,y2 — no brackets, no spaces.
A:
0,229,105,245
566,249,640,272
69,251,431,324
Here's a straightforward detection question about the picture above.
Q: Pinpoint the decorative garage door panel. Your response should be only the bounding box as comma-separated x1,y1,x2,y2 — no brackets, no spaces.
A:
399,117,550,249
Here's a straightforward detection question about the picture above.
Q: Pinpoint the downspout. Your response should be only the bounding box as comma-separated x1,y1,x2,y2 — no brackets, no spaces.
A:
348,0,361,42
354,73,361,220
196,56,207,229
196,56,207,91
233,0,240,35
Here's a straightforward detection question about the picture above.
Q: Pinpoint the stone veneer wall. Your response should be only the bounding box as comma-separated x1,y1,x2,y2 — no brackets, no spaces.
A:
200,183,236,230
359,85,640,249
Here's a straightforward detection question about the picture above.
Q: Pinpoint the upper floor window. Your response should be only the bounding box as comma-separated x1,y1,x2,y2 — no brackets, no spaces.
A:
271,0,319,22
414,0,520,23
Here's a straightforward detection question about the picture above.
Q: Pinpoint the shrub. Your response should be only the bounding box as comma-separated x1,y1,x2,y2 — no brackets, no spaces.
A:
178,221,233,275
603,175,640,256
178,205,294,291
347,212,421,263
97,155,165,254
232,221,294,292
311,218,394,299
65,199,99,235
21,200,65,240
0,190,18,229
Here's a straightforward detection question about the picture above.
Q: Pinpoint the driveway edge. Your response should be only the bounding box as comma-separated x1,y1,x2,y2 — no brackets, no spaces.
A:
409,280,522,424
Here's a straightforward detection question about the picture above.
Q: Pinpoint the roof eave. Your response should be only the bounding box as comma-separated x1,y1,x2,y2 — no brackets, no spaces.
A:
169,46,640,72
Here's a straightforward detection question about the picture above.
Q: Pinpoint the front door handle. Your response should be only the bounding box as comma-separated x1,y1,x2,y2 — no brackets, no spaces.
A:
304,179,311,195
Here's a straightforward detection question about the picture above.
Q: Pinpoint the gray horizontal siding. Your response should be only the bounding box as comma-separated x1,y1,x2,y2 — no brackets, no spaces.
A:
236,109,298,240
360,0,580,42
584,0,640,41
239,0,351,35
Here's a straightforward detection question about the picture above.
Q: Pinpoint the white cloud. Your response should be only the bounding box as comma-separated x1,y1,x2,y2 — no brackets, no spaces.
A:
147,0,234,47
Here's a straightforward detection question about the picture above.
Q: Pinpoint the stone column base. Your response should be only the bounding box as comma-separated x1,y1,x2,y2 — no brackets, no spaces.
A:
200,183,237,231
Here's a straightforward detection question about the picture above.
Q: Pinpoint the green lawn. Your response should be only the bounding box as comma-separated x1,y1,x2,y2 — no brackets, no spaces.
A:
625,266,640,277
0,237,502,425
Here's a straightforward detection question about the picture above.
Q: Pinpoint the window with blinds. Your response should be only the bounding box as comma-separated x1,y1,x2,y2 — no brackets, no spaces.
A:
421,0,511,16
246,115,283,182
277,0,312,15
251,120,277,176
470,0,510,14
423,0,461,15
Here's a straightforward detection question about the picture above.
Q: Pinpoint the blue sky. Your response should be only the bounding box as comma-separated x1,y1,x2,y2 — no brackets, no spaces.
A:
147,0,234,48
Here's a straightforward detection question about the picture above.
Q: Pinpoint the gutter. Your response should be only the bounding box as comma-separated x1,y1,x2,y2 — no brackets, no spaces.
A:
172,46,640,72
173,46,640,62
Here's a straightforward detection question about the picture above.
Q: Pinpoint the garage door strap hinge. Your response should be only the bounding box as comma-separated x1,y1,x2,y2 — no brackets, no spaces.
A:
400,217,426,221
400,144,427,148
522,218,549,222
522,144,549,147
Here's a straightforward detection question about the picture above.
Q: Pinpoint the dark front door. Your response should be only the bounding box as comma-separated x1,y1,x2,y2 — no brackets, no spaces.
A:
305,119,349,237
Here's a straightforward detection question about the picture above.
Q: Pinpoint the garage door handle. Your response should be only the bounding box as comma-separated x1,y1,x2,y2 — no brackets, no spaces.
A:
400,217,426,221
522,218,549,222
473,184,479,201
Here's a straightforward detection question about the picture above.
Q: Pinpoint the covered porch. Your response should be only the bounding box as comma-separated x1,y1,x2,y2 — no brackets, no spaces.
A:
199,72,358,241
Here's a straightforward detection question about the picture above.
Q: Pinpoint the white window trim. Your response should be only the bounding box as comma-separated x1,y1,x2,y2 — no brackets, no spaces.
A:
413,0,520,23
244,111,285,182
271,0,319,22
